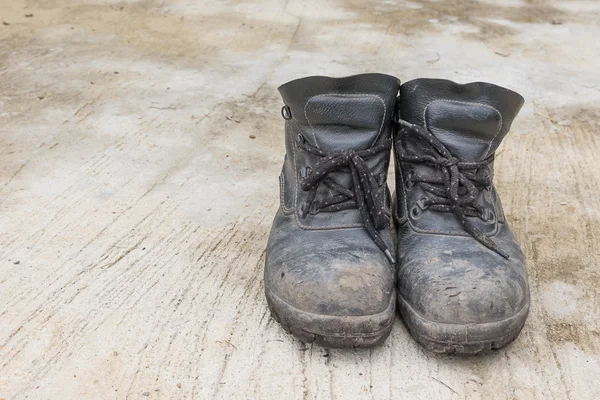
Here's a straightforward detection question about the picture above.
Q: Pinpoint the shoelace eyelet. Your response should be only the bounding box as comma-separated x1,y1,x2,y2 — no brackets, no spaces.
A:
481,209,495,223
410,198,429,219
410,206,422,219
281,105,292,120
416,197,429,211
298,166,311,181
295,134,304,148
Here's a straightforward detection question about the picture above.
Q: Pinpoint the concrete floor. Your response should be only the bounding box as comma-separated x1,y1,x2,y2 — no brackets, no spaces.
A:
1,0,599,399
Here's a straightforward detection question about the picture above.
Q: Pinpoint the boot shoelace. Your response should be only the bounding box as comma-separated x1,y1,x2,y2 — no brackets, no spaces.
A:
296,135,395,264
396,119,509,259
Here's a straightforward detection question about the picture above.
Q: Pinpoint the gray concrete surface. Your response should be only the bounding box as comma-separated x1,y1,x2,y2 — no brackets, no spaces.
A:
1,0,599,399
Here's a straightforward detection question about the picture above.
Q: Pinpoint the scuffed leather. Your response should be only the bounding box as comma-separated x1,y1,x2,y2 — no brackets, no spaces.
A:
396,223,528,324
395,78,530,325
267,209,394,316
266,74,400,318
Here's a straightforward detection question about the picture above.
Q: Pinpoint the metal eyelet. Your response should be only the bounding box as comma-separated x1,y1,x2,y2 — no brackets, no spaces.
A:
410,197,428,219
295,134,304,148
281,105,292,120
480,208,495,223
299,166,311,180
410,206,422,219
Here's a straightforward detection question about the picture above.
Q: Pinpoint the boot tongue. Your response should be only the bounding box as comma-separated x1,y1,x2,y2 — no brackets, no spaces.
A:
424,100,503,161
400,79,524,162
304,94,386,151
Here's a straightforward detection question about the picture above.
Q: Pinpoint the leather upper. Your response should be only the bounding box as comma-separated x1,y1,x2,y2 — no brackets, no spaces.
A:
395,78,530,325
266,74,400,317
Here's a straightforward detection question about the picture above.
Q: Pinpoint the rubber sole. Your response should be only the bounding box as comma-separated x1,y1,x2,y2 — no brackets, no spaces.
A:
266,288,396,348
398,293,530,355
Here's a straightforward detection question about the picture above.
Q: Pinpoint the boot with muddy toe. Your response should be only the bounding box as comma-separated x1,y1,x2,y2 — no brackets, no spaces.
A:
394,78,530,354
265,74,400,348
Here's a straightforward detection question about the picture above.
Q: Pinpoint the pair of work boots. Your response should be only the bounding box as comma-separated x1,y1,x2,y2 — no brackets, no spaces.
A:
264,74,530,354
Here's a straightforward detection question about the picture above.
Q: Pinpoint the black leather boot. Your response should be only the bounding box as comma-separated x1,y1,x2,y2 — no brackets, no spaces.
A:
265,74,400,348
394,78,530,354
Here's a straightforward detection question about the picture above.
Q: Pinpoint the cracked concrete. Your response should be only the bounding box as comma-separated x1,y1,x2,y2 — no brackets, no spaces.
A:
1,0,599,399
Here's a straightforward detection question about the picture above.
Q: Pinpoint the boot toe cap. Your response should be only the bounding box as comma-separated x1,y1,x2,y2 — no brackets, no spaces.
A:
267,254,394,317
399,248,529,325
